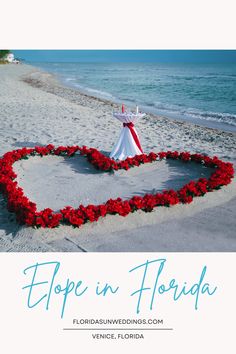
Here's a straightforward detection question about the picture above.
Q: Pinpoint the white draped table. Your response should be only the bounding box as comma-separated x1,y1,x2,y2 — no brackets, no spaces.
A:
110,112,145,161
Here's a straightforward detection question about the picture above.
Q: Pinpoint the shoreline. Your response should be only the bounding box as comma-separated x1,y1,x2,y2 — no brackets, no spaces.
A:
59,83,236,134
0,63,236,252
19,64,236,163
22,63,236,136
27,61,236,134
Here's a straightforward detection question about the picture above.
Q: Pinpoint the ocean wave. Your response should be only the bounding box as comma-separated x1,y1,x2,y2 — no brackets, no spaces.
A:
151,103,236,127
185,109,236,127
153,101,183,112
166,74,236,81
120,97,136,104
74,85,115,100
65,77,76,82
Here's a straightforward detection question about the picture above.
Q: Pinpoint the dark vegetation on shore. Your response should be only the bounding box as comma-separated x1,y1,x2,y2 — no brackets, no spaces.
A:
0,50,10,64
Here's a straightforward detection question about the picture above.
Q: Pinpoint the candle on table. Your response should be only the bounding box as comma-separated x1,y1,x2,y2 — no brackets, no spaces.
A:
122,104,125,113
136,106,139,114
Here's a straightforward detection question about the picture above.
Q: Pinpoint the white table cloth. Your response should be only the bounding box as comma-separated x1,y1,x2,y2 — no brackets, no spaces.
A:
110,112,145,161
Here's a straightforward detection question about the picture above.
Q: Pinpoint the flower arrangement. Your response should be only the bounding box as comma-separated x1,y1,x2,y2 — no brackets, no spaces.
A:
0,144,234,228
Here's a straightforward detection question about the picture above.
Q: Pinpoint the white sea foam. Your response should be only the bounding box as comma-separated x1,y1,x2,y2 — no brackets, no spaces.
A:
73,84,115,100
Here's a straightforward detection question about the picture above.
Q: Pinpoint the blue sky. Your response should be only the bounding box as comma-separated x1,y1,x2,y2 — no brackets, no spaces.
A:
12,50,236,63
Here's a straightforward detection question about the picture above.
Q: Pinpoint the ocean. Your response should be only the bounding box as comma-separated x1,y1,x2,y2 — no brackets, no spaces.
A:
33,61,236,132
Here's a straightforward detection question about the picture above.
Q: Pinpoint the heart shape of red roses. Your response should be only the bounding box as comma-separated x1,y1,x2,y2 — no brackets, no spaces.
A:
0,144,234,228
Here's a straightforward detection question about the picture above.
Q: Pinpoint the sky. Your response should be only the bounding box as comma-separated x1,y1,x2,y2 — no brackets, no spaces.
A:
12,50,236,63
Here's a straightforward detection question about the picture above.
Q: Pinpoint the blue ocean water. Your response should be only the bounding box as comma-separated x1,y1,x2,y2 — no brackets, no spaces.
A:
34,62,236,132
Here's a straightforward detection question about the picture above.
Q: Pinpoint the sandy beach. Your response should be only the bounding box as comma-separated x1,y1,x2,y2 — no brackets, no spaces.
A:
0,63,236,252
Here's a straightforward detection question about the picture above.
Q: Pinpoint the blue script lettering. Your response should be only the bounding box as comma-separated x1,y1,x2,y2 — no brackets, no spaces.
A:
96,281,119,296
22,261,88,318
129,259,217,314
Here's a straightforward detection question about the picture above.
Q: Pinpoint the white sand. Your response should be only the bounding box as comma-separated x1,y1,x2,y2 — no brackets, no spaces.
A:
0,63,236,252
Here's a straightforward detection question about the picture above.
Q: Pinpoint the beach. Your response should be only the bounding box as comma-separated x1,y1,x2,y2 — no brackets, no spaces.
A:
0,63,236,252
